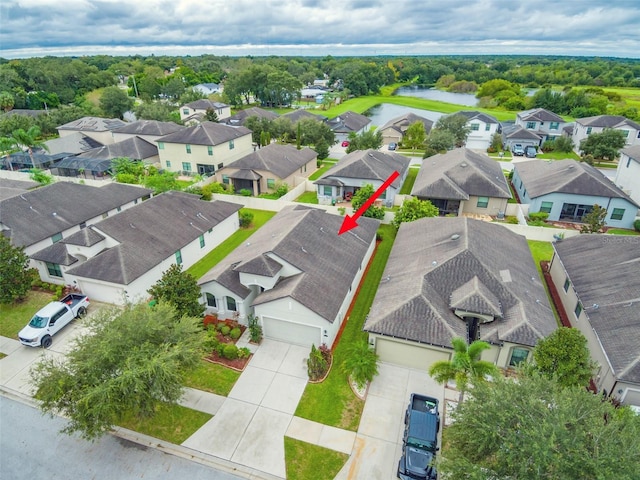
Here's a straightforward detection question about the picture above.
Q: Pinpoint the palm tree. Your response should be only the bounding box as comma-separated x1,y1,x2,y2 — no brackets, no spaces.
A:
341,339,380,390
428,337,499,403
10,126,48,168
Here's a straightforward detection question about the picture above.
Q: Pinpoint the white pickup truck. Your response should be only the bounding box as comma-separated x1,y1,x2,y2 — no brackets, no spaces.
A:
18,293,89,348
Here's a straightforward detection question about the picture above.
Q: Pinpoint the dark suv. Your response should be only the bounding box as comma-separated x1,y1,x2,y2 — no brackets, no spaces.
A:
398,394,439,480
525,146,537,158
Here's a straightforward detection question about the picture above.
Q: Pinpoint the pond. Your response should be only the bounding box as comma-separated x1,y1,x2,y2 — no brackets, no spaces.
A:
364,103,445,129
394,85,478,107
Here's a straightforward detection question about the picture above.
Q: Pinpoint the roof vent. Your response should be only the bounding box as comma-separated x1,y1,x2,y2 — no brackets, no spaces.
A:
451,234,460,240
432,260,438,266
129,223,136,229
461,162,468,168
52,212,57,216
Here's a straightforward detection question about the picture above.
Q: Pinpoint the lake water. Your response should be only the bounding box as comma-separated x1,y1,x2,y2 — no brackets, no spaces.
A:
394,86,478,107
365,103,445,129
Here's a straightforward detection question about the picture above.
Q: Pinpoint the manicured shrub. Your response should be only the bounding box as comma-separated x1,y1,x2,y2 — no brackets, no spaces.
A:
239,210,254,228
307,344,328,381
216,342,226,356
223,344,239,360
230,327,242,340
239,189,252,196
216,323,225,332
220,325,231,336
635,219,640,232
274,183,289,198
238,347,251,359
529,212,549,221
506,216,519,224
204,327,220,351
248,314,263,343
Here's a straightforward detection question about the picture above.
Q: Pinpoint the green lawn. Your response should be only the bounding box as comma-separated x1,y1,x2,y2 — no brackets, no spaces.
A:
537,151,580,160
309,163,333,181
295,191,319,204
606,228,640,236
285,437,349,480
399,168,419,195
0,290,55,339
118,403,211,444
183,359,241,396
186,209,276,279
295,225,397,431
527,240,560,324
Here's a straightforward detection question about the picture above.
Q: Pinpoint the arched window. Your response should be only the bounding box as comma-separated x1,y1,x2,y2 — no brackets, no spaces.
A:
226,296,237,311
205,293,217,308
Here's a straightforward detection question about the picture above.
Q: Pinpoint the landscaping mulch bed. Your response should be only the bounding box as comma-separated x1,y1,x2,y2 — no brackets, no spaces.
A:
540,260,572,328
204,352,251,372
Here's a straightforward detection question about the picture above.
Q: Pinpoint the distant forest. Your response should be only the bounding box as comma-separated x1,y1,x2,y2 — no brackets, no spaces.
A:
1,55,639,136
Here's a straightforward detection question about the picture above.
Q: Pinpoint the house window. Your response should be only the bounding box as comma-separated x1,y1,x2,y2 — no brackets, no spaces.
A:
611,208,625,220
207,146,213,156
509,347,530,367
229,140,235,150
166,160,171,168
563,277,571,293
628,158,632,168
574,301,583,318
323,185,332,196
45,262,63,278
519,180,523,189
380,189,386,200
550,122,559,130
186,144,192,154
586,127,592,134
621,130,629,138
526,121,536,129
470,123,480,131
205,293,217,308
182,162,192,172
199,235,205,248
217,163,224,170
485,123,491,131
51,233,63,244
158,142,164,150
477,196,489,208
540,201,553,213
175,250,182,265
222,175,229,184
117,206,122,212
226,296,237,311
267,178,275,189
183,108,189,115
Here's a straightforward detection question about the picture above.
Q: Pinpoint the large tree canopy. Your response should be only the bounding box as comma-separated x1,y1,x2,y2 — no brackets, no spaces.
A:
99,86,134,119
32,303,205,440
148,263,204,318
579,128,627,162
440,373,640,480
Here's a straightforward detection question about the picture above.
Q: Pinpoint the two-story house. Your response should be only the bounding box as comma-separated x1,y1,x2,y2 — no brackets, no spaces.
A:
57,117,127,145
179,99,232,124
516,108,569,143
156,121,253,176
572,115,640,154
615,146,640,206
457,111,500,150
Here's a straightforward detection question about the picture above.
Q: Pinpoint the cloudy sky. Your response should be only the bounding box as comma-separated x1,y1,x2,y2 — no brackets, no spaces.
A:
1,0,639,59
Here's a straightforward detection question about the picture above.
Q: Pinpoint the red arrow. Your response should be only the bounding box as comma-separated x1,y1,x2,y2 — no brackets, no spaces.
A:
338,170,399,235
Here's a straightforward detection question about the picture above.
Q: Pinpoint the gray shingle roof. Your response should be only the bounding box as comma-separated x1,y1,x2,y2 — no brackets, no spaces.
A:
76,136,158,161
364,217,557,348
111,120,184,137
0,178,39,201
502,124,544,141
328,111,371,133
223,107,279,126
57,116,127,133
456,110,500,124
0,182,153,247
30,241,78,266
157,121,251,146
379,112,434,133
226,144,317,180
515,159,639,206
63,227,105,247
67,192,242,285
518,108,565,123
185,99,229,111
576,115,640,130
315,149,410,189
43,132,103,155
554,235,640,384
282,110,328,123
621,145,640,161
199,206,380,323
411,148,511,200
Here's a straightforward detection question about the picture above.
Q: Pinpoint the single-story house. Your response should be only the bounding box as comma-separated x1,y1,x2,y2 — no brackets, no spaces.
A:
215,144,317,195
314,149,410,206
300,86,329,101
378,112,433,146
411,148,511,217
457,111,500,150
572,115,640,154
193,83,223,96
198,205,380,348
222,107,279,127
281,109,328,124
515,108,570,143
36,191,242,305
327,111,371,142
156,121,253,176
615,146,640,205
42,132,103,155
112,120,184,144
501,123,544,150
0,182,152,258
364,217,557,371
512,159,639,229
0,178,39,201
57,117,127,145
179,99,231,124
548,235,640,408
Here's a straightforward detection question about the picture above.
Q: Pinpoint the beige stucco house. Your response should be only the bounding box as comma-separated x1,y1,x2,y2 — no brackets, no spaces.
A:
548,235,640,409
364,217,557,372
56,116,127,145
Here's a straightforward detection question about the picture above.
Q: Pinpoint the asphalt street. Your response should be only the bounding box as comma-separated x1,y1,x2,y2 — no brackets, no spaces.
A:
0,396,244,480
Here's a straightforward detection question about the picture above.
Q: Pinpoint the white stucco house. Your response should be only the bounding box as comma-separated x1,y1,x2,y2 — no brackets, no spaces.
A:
179,99,231,124
515,108,570,143
198,206,380,348
548,235,640,408
31,191,242,305
457,111,500,150
364,217,557,371
572,115,640,154
615,145,640,207
57,117,127,146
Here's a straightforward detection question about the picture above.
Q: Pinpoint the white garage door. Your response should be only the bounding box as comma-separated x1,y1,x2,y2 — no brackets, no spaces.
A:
376,338,450,371
262,316,322,347
465,138,489,150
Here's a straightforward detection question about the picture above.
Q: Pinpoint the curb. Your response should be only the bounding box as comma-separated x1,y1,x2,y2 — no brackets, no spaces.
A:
0,385,282,480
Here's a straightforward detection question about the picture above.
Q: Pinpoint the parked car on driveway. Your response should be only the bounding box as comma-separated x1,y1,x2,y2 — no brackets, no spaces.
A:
18,293,89,348
398,393,439,480
341,140,350,147
388,142,397,151
511,144,525,156
525,146,537,158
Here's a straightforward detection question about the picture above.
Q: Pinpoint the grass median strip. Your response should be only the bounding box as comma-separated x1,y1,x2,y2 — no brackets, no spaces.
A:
183,359,241,397
284,437,349,480
294,224,397,431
